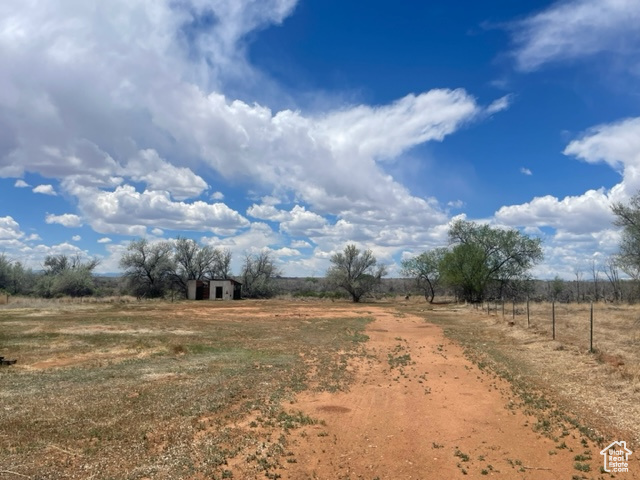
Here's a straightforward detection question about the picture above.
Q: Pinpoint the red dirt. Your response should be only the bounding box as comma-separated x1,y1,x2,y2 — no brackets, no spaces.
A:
282,307,638,479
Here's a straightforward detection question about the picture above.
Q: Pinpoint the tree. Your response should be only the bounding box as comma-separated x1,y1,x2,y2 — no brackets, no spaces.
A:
119,239,174,298
8,261,31,295
574,268,583,302
441,242,489,303
612,194,640,280
549,275,564,301
241,251,281,298
171,238,232,298
0,254,31,295
209,248,232,279
0,254,12,293
326,244,387,303
440,220,543,303
590,259,601,301
401,248,447,303
37,254,100,297
603,256,622,302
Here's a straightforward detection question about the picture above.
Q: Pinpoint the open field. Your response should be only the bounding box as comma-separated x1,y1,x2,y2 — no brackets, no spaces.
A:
1,298,640,479
0,300,371,479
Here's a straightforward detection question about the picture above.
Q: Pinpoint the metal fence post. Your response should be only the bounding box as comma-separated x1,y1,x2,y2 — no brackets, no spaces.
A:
552,301,556,340
590,302,594,353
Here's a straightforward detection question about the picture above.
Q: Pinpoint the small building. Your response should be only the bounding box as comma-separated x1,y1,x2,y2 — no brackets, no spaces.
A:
187,279,242,300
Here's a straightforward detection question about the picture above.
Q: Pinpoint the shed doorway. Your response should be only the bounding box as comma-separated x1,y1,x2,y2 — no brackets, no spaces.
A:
195,282,210,300
215,286,223,299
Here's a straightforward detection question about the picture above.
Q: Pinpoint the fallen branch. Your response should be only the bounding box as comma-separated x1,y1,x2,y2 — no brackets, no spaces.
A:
49,444,80,456
0,470,30,478
523,466,552,471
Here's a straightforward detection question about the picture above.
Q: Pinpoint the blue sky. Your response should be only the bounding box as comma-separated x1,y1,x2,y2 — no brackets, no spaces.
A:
1,0,640,278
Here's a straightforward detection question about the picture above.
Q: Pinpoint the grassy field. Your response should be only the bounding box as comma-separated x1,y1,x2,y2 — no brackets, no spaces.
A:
2,297,640,479
0,300,371,479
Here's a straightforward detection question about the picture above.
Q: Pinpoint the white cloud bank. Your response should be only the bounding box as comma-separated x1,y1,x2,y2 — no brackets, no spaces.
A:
495,116,640,277
0,0,507,274
4,0,634,278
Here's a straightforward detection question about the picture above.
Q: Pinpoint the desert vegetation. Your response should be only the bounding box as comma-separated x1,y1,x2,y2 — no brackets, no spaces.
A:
0,300,371,479
326,244,387,302
2,297,640,478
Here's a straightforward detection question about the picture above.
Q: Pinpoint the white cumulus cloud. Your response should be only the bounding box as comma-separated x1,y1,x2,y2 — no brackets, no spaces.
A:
563,117,640,198
45,213,83,228
0,216,23,242
33,184,57,195
126,149,208,200
68,184,250,236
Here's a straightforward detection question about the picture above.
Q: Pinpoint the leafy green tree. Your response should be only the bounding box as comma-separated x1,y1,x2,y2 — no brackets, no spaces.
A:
441,243,489,303
401,248,447,303
440,220,543,302
326,244,387,303
119,239,174,298
241,251,281,298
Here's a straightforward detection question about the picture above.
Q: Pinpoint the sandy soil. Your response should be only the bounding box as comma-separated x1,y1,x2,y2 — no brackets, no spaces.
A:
282,306,638,479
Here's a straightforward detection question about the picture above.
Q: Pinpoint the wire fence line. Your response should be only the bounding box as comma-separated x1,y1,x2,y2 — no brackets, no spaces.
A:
475,299,640,362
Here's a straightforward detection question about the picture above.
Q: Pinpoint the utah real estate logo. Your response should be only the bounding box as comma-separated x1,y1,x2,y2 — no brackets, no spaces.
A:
600,441,632,473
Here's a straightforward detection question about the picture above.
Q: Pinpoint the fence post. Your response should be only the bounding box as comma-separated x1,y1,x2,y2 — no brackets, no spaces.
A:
552,301,556,340
590,302,594,353
512,300,515,320
527,295,530,328
502,298,505,318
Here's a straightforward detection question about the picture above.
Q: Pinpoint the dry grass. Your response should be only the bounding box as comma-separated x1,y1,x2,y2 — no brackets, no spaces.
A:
0,295,140,309
0,299,372,479
496,300,640,379
4,296,640,478
406,299,640,448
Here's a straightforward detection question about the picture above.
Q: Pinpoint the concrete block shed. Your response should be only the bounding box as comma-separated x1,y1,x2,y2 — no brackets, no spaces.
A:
187,279,242,300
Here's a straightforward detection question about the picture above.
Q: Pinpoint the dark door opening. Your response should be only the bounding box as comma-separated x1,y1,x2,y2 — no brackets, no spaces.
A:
215,286,223,299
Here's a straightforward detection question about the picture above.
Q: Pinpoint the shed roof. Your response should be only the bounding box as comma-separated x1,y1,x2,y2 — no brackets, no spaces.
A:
209,278,242,285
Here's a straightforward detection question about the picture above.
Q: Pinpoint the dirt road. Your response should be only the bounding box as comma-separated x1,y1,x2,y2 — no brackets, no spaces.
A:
283,307,633,479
